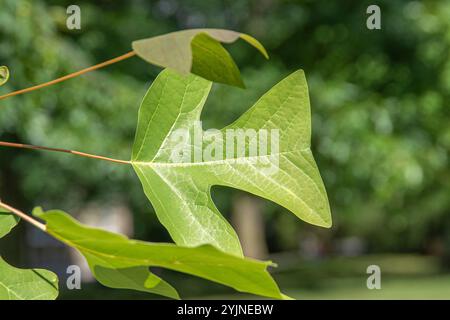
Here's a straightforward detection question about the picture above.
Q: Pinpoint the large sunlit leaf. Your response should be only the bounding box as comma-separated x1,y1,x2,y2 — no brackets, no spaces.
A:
132,29,268,88
0,257,58,300
0,66,9,86
131,69,331,256
34,208,285,299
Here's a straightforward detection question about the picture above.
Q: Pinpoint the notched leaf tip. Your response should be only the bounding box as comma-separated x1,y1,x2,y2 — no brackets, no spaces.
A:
239,33,269,59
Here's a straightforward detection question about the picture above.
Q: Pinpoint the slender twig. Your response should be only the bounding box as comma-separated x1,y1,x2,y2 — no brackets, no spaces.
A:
0,51,136,101
0,141,130,165
0,201,46,231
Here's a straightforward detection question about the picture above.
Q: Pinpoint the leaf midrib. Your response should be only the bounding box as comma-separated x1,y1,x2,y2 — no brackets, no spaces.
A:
132,147,330,226
131,149,305,168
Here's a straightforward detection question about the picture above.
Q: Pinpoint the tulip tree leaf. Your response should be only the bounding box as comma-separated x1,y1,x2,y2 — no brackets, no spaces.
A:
132,29,268,88
131,69,331,256
0,208,19,238
31,207,179,300
33,208,285,300
0,66,9,86
0,257,58,300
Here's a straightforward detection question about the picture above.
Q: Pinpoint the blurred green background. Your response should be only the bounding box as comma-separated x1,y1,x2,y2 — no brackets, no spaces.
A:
0,0,449,299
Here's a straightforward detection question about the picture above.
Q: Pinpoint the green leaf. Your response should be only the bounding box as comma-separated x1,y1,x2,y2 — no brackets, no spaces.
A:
0,256,58,300
0,208,59,300
32,207,179,300
0,208,19,239
33,208,285,299
92,265,179,299
0,66,9,86
132,29,268,88
191,33,244,88
131,69,331,256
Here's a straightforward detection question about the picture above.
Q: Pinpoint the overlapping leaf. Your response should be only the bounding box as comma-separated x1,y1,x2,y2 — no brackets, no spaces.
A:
0,208,58,300
131,69,331,256
33,208,285,299
32,207,178,299
132,29,268,88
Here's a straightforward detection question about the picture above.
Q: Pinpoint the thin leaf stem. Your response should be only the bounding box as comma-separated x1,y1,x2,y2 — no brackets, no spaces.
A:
0,51,136,101
0,141,130,165
0,201,46,231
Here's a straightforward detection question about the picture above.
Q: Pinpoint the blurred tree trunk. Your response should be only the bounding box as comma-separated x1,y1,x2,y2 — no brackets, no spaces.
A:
442,218,450,269
231,193,268,259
